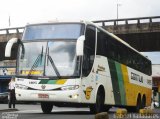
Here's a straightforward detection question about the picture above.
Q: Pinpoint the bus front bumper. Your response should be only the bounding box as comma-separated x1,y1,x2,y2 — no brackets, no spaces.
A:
15,89,81,103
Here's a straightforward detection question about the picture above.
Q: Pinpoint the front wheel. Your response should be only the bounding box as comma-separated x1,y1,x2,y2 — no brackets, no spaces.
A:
90,88,105,114
41,102,53,114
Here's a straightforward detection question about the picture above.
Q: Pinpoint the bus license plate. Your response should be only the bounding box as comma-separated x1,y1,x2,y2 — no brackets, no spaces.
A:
38,94,49,98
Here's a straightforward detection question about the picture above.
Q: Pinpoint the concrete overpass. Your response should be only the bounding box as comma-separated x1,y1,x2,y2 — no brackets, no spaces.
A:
94,16,160,52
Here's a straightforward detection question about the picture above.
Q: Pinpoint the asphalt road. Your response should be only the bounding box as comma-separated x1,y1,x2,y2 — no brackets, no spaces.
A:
0,104,160,119
0,104,95,119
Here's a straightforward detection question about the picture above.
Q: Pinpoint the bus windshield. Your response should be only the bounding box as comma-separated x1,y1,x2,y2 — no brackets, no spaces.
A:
17,23,83,78
23,24,82,40
18,41,79,77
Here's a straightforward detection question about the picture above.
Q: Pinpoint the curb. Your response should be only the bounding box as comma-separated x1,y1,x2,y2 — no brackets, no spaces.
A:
139,109,153,116
95,112,109,119
0,109,18,112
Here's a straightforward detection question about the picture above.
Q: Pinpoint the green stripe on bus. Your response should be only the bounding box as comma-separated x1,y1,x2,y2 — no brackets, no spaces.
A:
39,80,57,84
115,62,126,105
39,80,48,84
108,59,121,105
47,80,57,84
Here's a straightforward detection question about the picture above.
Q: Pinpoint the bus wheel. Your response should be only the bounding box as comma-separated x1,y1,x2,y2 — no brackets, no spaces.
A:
41,102,53,114
135,95,141,112
90,88,105,114
141,95,146,109
128,95,141,112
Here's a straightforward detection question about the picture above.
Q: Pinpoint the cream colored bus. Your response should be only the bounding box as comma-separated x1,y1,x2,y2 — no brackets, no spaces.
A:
5,21,152,113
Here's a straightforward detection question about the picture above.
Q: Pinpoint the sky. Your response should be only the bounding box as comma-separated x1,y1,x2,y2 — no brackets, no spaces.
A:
0,0,160,28
0,0,160,65
142,52,160,64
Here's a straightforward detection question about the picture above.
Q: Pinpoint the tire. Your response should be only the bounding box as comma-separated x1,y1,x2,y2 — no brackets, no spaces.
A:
127,95,141,113
41,102,53,114
104,105,111,112
90,88,105,114
141,95,146,109
126,106,134,112
133,95,141,112
89,105,96,114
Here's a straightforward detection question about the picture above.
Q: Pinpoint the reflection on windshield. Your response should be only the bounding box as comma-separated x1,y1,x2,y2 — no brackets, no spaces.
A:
18,42,46,76
18,41,79,77
47,55,61,78
27,48,44,77
45,41,77,77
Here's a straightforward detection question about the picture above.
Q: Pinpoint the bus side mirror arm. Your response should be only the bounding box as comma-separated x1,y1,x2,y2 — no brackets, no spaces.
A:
5,38,19,57
76,35,85,56
5,38,24,58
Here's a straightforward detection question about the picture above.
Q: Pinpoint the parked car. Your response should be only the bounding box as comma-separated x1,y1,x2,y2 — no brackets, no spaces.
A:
0,92,8,103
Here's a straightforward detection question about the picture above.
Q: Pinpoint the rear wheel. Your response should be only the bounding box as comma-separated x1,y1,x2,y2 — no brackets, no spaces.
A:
141,95,146,109
133,95,142,112
90,88,105,114
126,95,141,112
41,102,53,114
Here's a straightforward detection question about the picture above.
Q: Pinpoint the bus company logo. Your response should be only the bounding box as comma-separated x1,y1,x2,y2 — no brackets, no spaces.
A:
97,65,105,73
41,85,46,90
84,86,93,100
131,72,143,83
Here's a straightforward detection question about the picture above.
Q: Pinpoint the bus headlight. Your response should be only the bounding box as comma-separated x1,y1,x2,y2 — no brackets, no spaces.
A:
69,94,79,99
15,84,28,90
72,94,79,99
61,85,79,90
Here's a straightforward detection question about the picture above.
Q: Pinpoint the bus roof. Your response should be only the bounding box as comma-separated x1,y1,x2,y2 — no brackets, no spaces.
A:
26,20,86,26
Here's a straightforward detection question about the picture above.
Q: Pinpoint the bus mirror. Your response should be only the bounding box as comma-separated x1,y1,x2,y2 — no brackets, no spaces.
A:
5,38,19,57
76,35,85,56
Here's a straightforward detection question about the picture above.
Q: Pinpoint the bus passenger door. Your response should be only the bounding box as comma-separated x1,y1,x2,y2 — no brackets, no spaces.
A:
81,25,96,103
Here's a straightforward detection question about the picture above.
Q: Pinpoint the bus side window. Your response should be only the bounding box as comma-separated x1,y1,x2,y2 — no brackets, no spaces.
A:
97,29,106,56
82,25,96,76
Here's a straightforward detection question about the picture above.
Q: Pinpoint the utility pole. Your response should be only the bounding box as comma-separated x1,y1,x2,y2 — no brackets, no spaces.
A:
9,15,11,27
117,2,119,20
116,0,121,25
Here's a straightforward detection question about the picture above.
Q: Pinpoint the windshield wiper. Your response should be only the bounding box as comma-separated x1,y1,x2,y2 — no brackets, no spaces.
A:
27,45,61,78
28,47,44,78
47,55,61,78
27,54,43,78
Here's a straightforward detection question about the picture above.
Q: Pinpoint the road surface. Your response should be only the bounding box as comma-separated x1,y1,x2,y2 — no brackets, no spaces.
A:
0,104,160,119
0,104,94,119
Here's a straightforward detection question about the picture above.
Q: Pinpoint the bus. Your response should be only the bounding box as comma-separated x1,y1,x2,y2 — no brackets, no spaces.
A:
5,21,152,113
